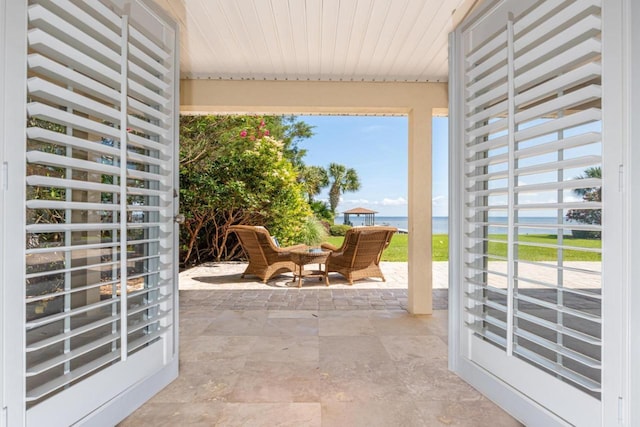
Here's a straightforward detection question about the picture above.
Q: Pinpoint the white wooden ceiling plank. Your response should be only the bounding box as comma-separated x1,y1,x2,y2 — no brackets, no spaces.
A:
304,0,323,80
268,0,297,78
341,0,375,80
286,0,310,79
180,12,226,77
353,0,394,80
228,1,276,79
320,0,341,79
416,26,453,80
330,0,358,80
181,0,244,78
362,0,411,80
432,52,450,82
399,0,456,78
208,0,256,78
371,0,430,79
251,1,287,78
382,0,443,80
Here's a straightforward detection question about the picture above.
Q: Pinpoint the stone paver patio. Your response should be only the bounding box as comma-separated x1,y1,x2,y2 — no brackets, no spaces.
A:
178,261,449,311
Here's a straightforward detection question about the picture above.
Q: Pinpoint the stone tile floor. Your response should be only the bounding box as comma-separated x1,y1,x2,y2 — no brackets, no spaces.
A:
120,262,522,426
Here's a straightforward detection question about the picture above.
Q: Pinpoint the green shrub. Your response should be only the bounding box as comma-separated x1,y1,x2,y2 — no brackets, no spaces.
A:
178,114,312,265
571,230,601,239
310,200,333,222
329,224,352,236
319,220,331,234
296,216,328,246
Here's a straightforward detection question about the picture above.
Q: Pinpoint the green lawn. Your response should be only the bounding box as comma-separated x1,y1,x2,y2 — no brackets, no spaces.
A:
323,234,601,262
324,234,409,262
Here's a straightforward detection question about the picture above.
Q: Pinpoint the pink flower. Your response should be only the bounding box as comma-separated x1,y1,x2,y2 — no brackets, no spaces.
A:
264,130,270,136
240,130,247,137
259,120,266,128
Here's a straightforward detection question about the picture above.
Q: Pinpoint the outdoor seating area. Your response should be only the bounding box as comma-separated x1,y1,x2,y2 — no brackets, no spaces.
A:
231,225,398,288
229,225,307,283
322,226,397,285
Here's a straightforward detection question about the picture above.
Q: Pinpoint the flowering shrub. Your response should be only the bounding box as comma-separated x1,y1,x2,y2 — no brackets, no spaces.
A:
239,119,272,140
179,115,313,265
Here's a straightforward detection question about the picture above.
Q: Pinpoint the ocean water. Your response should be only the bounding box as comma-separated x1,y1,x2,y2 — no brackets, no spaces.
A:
337,216,410,230
336,216,572,235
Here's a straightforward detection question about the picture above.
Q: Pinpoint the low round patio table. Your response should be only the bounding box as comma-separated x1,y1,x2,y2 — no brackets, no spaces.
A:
289,248,330,288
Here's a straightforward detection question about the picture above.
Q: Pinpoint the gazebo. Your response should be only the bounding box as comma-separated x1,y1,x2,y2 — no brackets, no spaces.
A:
343,207,378,227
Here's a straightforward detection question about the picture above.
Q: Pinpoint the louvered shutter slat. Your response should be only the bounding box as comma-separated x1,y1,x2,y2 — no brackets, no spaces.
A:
27,127,121,158
27,102,120,138
28,4,120,67
27,54,120,103
28,78,120,122
28,29,120,86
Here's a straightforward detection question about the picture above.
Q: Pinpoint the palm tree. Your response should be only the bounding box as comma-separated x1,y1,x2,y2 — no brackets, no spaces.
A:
566,166,601,238
571,166,601,200
300,165,329,203
327,163,361,216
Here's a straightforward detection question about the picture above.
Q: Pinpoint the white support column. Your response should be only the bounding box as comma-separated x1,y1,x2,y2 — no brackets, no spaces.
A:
407,106,433,315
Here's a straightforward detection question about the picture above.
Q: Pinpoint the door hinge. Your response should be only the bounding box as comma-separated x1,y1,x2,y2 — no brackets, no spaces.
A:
618,396,624,424
2,406,7,427
1,162,7,191
618,164,624,192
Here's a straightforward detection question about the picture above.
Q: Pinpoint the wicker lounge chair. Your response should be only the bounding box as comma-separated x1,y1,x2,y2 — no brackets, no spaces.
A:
229,225,306,283
321,226,397,285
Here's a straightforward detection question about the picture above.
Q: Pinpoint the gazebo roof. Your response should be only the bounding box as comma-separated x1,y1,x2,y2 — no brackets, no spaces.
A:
343,207,378,215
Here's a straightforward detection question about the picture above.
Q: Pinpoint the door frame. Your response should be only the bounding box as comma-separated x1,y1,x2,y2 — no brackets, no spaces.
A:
2,0,28,424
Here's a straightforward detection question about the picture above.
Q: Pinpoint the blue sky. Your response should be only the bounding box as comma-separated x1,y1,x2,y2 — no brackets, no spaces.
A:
297,115,449,217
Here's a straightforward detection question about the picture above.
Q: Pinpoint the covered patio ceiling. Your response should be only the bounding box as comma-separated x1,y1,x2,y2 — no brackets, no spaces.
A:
155,0,479,82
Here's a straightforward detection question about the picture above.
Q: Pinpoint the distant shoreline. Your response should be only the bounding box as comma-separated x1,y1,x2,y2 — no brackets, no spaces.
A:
336,216,583,235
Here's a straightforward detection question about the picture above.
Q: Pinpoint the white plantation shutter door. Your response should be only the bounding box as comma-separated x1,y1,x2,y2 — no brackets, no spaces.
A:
24,0,178,424
454,0,603,425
